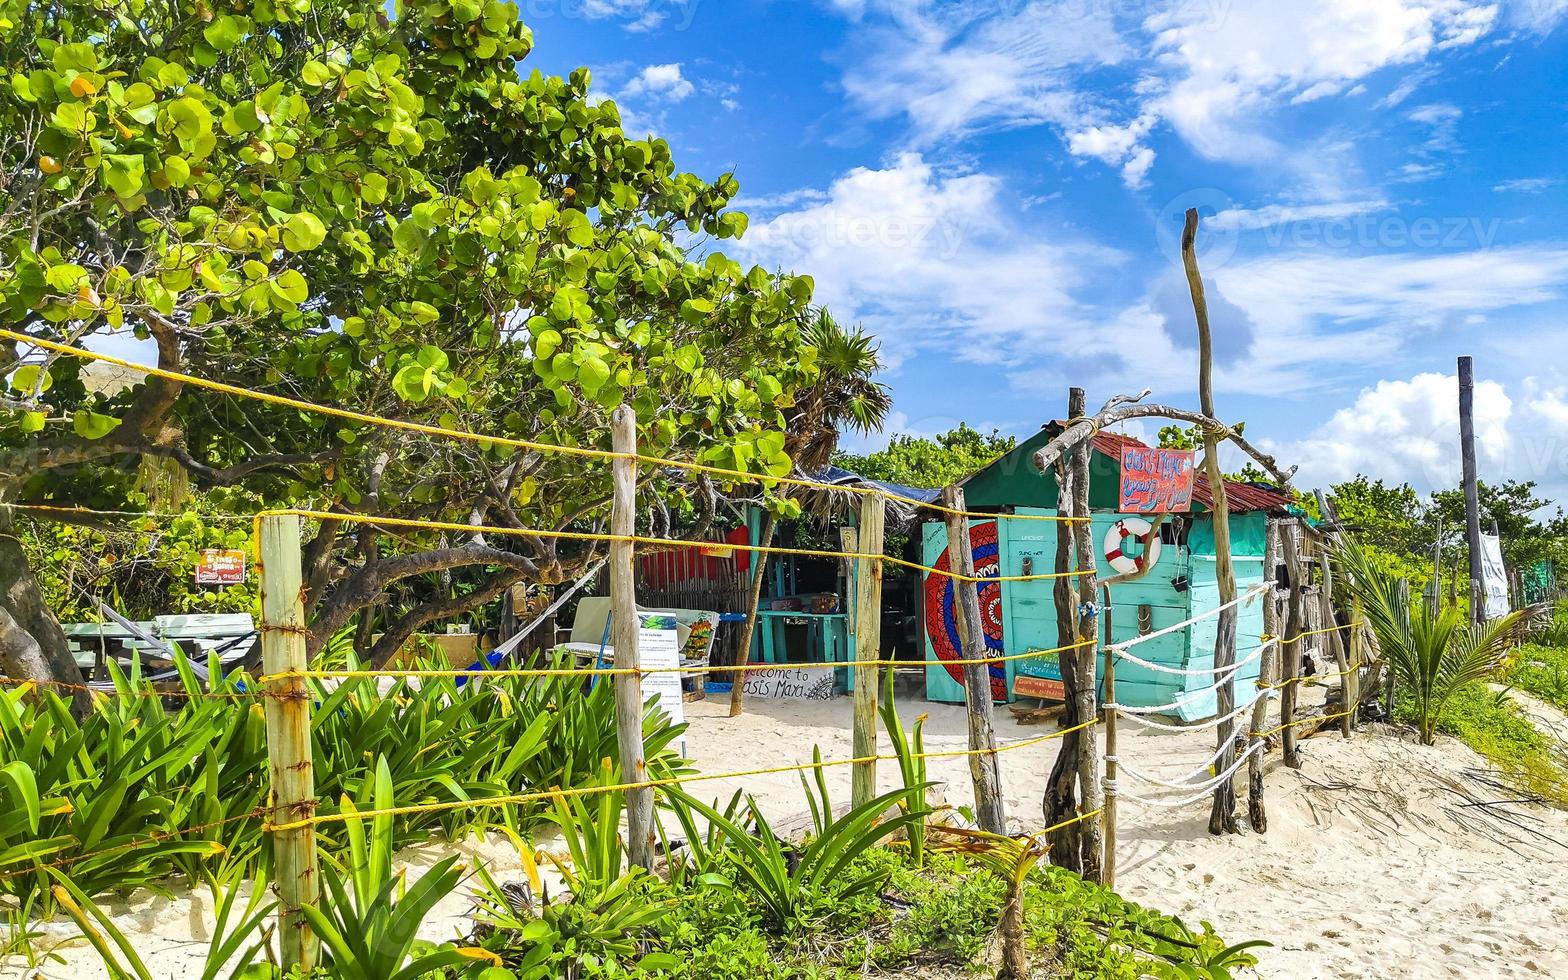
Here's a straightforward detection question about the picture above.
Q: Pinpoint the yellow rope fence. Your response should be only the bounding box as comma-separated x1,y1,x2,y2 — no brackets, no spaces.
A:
0,329,1085,525
262,717,1101,833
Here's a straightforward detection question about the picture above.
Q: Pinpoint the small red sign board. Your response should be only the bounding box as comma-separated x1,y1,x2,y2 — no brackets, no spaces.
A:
196,549,246,585
1118,447,1195,514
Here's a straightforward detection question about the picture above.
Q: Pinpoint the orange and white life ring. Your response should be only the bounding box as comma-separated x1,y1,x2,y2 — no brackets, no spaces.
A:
1104,518,1161,575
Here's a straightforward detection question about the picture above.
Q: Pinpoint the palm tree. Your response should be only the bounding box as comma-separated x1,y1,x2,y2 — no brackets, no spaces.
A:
782,308,892,473
729,308,891,717
1333,534,1538,744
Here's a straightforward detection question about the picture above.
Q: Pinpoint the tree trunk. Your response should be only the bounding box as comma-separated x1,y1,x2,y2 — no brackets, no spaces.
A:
728,510,777,717
1065,389,1104,879
1180,208,1240,837
997,880,1028,979
0,503,88,710
1043,454,1084,872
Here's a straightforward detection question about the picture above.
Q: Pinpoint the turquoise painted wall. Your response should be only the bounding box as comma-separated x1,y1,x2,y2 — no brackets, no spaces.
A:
922,509,1270,721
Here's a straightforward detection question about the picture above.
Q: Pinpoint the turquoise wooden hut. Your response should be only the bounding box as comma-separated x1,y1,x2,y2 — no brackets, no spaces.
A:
921,426,1292,721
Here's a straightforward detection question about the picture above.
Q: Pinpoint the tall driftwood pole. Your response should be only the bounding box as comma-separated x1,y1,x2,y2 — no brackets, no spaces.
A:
259,514,319,973
1043,453,1084,867
610,405,655,869
1065,388,1104,878
851,493,886,809
941,485,1007,834
1249,520,1280,832
1458,355,1486,624
1181,208,1241,836
728,510,777,717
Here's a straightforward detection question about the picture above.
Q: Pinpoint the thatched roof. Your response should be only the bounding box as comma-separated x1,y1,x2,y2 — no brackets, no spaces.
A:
791,465,940,529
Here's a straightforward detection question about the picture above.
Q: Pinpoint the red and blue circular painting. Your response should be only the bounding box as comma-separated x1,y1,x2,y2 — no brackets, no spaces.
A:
924,521,1008,701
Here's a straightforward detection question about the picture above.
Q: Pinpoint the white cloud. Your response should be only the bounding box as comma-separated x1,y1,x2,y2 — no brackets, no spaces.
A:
1278,369,1568,499
835,2,1130,145
577,0,699,32
1503,0,1568,31
621,63,695,102
1209,199,1392,232
1494,177,1557,193
827,0,1507,191
1148,1,1497,163
731,154,1121,372
1277,372,1513,491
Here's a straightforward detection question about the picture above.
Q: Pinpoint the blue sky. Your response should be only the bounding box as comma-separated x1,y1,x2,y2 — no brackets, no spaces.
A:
525,0,1568,502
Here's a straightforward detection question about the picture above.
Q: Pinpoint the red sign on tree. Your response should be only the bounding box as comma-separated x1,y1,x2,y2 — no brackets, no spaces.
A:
196,549,247,585
1119,447,1195,514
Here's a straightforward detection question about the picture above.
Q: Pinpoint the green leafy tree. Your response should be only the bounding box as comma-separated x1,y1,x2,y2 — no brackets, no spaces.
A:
836,423,1016,490
0,0,822,678
1431,480,1565,569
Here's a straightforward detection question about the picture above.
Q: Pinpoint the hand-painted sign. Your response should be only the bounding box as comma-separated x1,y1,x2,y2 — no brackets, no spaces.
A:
1013,651,1065,700
1119,447,1195,514
195,549,246,585
741,667,836,701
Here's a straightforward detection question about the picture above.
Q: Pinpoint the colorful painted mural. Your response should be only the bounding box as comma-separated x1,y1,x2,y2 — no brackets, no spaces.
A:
923,520,1009,701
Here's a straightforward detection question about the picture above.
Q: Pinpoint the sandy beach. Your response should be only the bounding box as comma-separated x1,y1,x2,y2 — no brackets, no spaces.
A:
10,686,1568,979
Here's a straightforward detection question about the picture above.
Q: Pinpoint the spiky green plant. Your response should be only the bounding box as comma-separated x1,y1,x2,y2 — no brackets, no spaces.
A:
878,667,930,866
48,870,274,980
1334,535,1539,744
664,781,927,931
303,758,489,980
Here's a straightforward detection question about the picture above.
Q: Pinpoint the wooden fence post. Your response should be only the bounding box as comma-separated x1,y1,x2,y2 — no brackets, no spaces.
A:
1279,522,1304,769
259,513,319,974
610,405,655,869
1348,598,1364,731
851,493,886,809
1246,520,1280,832
941,485,1007,834
1315,542,1352,739
1066,388,1104,879
1100,587,1118,888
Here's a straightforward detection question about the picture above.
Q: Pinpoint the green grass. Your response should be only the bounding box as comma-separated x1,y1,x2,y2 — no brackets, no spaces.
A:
1401,682,1568,807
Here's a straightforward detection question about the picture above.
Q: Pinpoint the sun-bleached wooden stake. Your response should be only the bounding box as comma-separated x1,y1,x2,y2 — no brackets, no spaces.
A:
259,513,320,973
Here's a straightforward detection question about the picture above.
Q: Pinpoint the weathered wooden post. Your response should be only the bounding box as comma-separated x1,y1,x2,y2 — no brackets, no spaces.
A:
1100,587,1119,887
941,485,1007,834
1066,387,1103,879
610,405,655,869
1458,356,1486,625
1279,522,1305,769
1249,520,1281,831
1181,208,1242,836
1348,598,1364,731
851,493,886,809
259,513,319,973
1314,541,1352,739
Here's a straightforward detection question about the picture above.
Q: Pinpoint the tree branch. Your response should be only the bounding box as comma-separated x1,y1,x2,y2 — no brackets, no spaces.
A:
1031,401,1297,489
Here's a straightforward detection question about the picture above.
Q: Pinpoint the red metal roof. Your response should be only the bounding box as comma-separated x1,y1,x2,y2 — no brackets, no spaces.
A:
1088,431,1292,514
